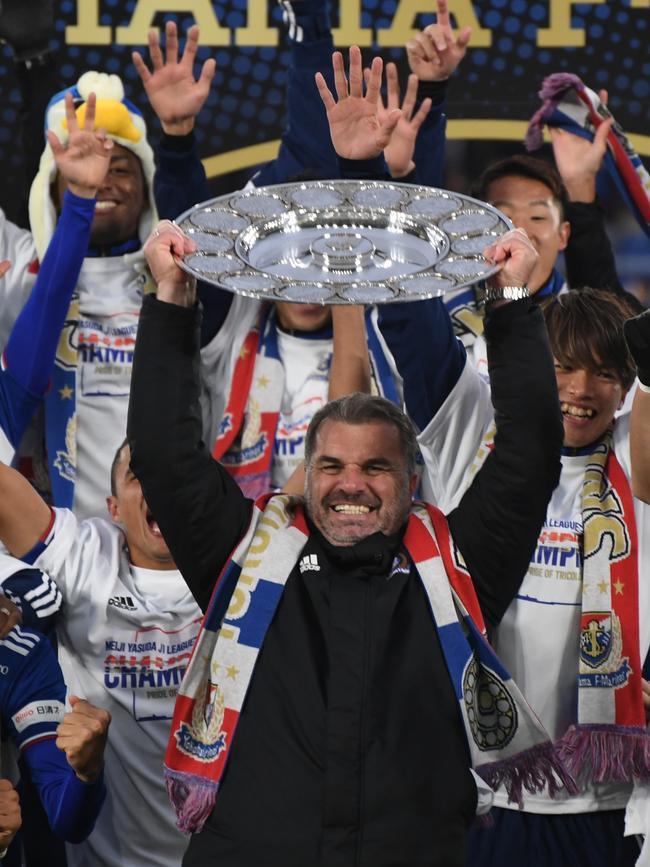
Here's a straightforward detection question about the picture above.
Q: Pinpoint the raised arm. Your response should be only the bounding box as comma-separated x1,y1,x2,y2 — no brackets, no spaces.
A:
0,461,52,558
447,230,563,627
407,0,471,188
316,48,464,430
253,2,340,186
316,46,401,164
134,23,237,346
4,92,111,402
127,222,253,610
624,309,650,503
283,304,371,495
366,64,432,181
133,21,215,219
550,97,642,310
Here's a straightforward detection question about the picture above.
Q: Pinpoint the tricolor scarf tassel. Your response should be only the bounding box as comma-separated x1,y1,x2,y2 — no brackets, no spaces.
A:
558,433,650,786
165,770,219,835
479,741,580,807
164,496,577,833
558,725,650,786
525,72,650,238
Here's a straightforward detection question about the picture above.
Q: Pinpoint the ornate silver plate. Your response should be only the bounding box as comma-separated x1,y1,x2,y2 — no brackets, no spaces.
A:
175,181,512,304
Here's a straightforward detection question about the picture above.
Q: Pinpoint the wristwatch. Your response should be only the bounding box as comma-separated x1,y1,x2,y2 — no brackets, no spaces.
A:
481,285,530,303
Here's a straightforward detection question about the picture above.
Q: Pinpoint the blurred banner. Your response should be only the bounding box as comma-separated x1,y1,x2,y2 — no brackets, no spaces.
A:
0,0,648,218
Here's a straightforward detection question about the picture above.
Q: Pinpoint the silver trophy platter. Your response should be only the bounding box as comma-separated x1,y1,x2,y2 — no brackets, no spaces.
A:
175,180,513,304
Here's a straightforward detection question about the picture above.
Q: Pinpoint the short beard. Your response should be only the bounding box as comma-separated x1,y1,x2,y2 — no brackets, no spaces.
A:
303,476,412,548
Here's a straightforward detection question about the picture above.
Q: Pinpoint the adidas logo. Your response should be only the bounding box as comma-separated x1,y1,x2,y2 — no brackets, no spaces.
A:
299,554,320,573
108,595,137,611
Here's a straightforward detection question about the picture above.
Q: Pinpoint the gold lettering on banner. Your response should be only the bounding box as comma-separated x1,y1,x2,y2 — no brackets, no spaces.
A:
65,0,649,50
376,0,491,47
115,0,229,45
537,0,606,47
235,0,278,46
66,0,112,44
332,0,373,46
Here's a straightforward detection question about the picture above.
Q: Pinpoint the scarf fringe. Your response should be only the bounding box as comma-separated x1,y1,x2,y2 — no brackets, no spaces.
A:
557,724,650,785
477,741,579,808
165,768,219,835
524,72,583,151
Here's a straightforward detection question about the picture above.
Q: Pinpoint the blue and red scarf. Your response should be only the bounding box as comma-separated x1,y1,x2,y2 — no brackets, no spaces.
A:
164,495,576,833
213,307,400,498
526,72,650,238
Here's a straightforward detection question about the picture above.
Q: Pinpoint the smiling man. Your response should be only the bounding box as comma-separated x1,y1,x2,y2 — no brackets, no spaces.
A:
125,219,564,867
480,160,570,299
302,404,418,545
0,438,203,867
404,286,649,866
30,71,159,521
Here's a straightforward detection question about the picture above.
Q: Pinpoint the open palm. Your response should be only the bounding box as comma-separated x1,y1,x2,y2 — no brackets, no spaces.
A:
133,21,216,134
316,47,401,161
48,92,113,195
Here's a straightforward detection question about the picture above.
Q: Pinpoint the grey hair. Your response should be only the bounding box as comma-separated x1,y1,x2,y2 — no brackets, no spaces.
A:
304,393,419,475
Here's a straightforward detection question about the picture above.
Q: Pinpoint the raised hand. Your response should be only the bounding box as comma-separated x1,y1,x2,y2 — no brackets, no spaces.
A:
132,21,216,136
316,46,402,161
406,0,471,82
550,90,613,203
0,780,20,853
367,63,432,178
47,92,113,199
484,228,539,294
56,696,111,783
143,220,197,307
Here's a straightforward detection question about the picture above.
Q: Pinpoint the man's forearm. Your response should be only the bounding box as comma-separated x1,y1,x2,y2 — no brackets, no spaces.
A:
154,131,209,221
631,388,650,503
449,299,563,626
564,200,643,312
128,296,251,610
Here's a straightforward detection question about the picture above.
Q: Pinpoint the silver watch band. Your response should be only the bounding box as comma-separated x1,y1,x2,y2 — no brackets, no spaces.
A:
481,285,530,303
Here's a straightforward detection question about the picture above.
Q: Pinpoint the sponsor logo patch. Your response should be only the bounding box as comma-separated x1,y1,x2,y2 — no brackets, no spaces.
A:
13,700,65,733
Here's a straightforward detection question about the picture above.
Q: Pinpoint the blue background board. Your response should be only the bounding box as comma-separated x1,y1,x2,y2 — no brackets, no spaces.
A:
0,1,648,224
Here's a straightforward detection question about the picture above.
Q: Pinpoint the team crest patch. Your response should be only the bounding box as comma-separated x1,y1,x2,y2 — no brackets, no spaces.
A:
463,659,518,751
579,611,631,688
175,681,227,763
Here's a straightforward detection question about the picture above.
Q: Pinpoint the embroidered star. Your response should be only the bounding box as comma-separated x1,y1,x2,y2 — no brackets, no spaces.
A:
256,375,270,388
597,580,609,595
240,345,251,359
59,385,74,400
211,661,221,675
226,665,239,680
613,579,625,596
